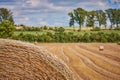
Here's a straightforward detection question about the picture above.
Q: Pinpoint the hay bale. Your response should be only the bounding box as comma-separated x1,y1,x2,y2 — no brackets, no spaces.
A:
99,45,104,51
34,41,38,45
0,39,75,80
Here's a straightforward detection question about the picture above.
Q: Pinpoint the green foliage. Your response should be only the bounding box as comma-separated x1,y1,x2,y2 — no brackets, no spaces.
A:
22,26,42,31
11,31,120,43
73,8,86,31
114,27,120,30
49,27,53,30
86,10,95,27
0,8,14,24
43,26,48,30
54,27,65,32
68,12,74,27
106,8,120,28
91,27,101,31
68,8,120,29
68,8,86,30
117,42,120,45
0,20,15,38
82,33,91,42
95,10,106,27
58,27,65,32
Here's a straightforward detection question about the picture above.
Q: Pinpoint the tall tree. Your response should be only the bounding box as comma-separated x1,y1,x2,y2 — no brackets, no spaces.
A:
106,8,120,28
86,10,95,28
73,8,86,31
0,8,14,24
95,10,106,28
113,9,120,28
106,8,114,28
68,12,75,30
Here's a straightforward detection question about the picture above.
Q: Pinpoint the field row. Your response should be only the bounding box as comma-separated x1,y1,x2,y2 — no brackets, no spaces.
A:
38,43,120,80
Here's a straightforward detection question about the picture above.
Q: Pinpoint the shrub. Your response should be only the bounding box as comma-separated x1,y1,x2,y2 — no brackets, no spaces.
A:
54,27,65,32
82,33,91,42
91,27,101,31
117,42,120,45
114,27,120,30
12,31,120,43
0,20,15,38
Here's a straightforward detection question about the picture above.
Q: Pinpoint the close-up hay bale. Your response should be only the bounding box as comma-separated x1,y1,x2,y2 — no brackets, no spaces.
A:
0,39,75,80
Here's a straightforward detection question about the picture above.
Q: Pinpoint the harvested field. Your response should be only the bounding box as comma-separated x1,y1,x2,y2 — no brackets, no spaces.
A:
0,39,75,80
37,43,120,80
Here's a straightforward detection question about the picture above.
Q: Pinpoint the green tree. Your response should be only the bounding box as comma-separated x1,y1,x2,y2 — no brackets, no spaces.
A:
55,27,65,32
106,8,114,28
0,20,15,38
0,8,14,24
113,9,120,28
86,10,95,28
95,10,106,28
106,8,120,28
73,8,86,31
43,25,48,30
68,12,75,30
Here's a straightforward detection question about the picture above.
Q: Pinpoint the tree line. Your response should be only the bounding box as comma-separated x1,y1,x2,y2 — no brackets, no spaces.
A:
0,7,120,44
68,8,120,30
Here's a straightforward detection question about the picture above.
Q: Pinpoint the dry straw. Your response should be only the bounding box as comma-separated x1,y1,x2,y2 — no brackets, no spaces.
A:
0,39,75,80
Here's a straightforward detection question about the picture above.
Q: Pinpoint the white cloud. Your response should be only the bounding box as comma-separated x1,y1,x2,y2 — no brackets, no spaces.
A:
54,22,63,26
97,1,106,7
40,21,49,25
24,17,29,21
76,1,109,10
37,18,49,25
0,5,15,10
24,0,70,12
16,17,29,22
0,0,117,26
112,0,120,2
28,0,46,7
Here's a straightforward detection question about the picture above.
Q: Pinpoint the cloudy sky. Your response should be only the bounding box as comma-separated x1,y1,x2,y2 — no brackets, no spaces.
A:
0,0,120,26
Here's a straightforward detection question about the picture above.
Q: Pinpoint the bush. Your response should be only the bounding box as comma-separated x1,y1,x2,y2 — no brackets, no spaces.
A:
82,33,91,42
12,31,120,43
114,27,120,30
0,20,15,38
43,26,48,30
117,42,120,45
54,27,65,32
91,27,101,31
49,27,53,30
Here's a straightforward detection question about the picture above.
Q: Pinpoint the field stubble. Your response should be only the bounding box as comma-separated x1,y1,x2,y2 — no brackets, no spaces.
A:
38,43,120,80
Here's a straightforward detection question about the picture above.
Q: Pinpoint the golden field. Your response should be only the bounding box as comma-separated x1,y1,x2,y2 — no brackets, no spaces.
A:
0,39,120,80
37,43,120,80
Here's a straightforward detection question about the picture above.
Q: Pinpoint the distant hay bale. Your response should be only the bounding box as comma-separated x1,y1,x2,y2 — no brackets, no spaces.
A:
0,39,75,80
34,41,38,45
99,45,104,51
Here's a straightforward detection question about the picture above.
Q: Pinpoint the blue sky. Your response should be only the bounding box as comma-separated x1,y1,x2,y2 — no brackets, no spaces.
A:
0,0,120,26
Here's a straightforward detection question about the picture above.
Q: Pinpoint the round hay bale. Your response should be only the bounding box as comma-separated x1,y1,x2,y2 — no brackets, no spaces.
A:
99,45,104,51
0,39,75,80
34,41,38,45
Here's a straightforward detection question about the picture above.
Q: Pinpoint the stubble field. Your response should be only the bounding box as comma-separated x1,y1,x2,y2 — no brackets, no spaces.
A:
37,43,120,80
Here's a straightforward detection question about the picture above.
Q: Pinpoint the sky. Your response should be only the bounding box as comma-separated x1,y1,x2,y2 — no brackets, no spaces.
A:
0,0,120,26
